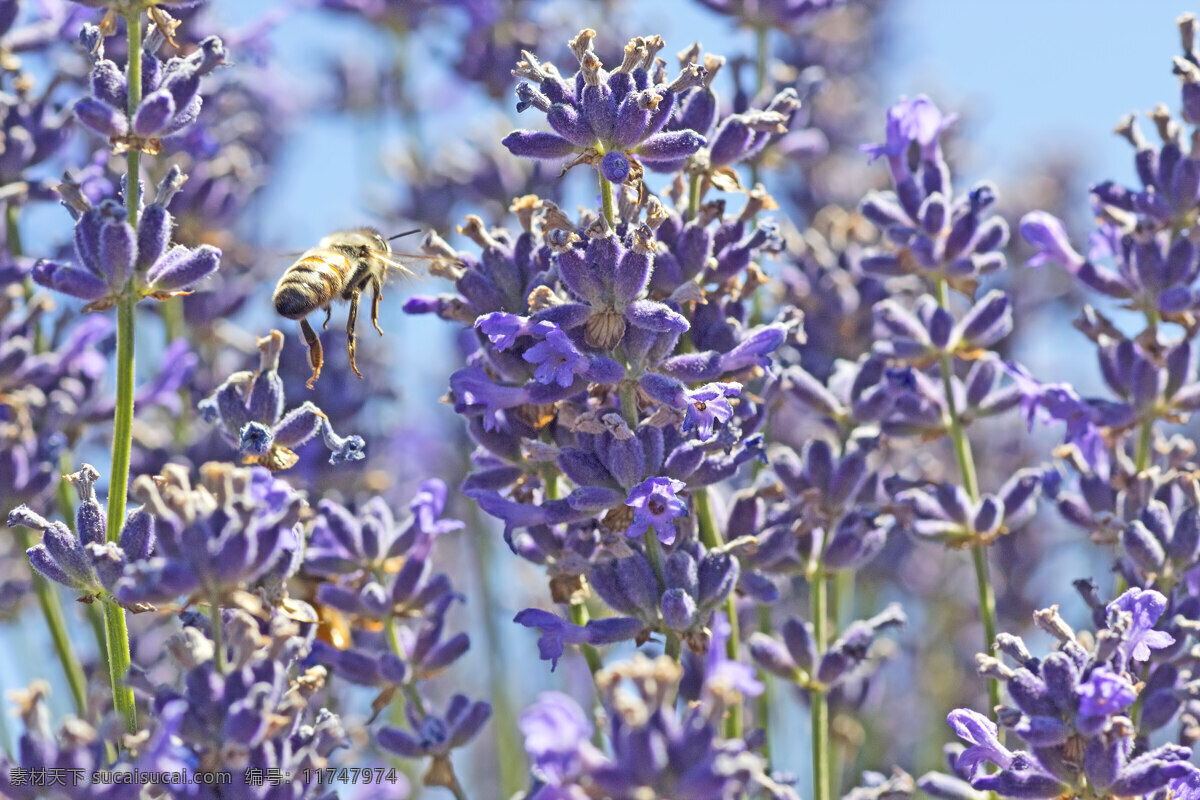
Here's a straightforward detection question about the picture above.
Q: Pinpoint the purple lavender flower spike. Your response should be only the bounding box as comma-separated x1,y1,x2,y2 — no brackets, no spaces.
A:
377,694,492,793
9,465,153,600
33,173,221,311
74,24,226,146
625,477,689,545
199,330,364,469
115,463,304,606
1020,211,1084,272
505,31,708,179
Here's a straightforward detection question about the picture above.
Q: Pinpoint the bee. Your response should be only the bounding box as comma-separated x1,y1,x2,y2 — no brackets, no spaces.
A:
273,227,430,389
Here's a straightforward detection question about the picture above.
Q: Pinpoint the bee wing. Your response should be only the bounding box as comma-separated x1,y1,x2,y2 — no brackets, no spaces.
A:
368,249,452,280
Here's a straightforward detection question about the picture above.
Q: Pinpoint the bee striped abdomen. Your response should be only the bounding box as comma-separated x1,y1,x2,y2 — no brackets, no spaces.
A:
272,250,349,319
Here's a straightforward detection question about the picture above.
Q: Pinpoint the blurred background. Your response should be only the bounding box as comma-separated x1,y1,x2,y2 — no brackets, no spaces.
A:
2,0,1196,796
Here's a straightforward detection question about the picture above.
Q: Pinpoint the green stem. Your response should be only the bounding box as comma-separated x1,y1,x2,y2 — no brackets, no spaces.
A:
12,527,88,718
834,570,855,632
542,464,559,501
568,602,604,678
695,487,719,549
750,24,769,189
934,278,999,715
695,489,743,739
642,529,666,589
687,171,701,221
210,602,225,675
6,199,23,262
161,297,189,444
619,381,638,429
598,171,615,229
0,668,10,758
755,25,769,100
1135,417,1154,473
811,571,830,800
102,598,136,733
124,9,142,226
722,593,742,737
756,604,773,763
641,529,681,658
100,8,144,737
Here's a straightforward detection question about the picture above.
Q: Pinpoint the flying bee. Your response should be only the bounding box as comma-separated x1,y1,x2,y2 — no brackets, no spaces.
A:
273,227,435,388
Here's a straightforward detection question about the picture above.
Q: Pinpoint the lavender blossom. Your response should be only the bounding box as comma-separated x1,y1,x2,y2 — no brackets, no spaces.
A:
198,330,365,469
33,169,221,311
73,22,226,151
504,30,708,180
7,464,153,601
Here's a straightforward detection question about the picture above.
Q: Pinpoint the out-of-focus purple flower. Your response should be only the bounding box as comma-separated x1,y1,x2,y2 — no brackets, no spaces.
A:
73,22,226,147
1019,211,1085,272
625,476,688,545
514,608,642,670
377,694,492,795
690,0,845,29
113,462,304,607
861,95,957,164
703,612,762,699
1006,363,1130,479
520,692,594,787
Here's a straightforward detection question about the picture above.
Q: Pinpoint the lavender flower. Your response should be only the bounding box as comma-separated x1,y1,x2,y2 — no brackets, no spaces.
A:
7,464,153,601
625,476,688,544
513,608,642,670
377,695,492,796
504,30,708,181
73,22,226,152
113,462,304,607
198,329,365,469
929,589,1197,800
33,169,221,311
516,654,797,799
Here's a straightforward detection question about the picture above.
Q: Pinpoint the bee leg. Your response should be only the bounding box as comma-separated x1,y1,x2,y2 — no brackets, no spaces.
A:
300,317,323,390
371,277,384,336
346,291,363,380
322,306,331,331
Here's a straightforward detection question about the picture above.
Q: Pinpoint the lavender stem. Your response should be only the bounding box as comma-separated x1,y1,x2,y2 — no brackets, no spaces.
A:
101,8,143,737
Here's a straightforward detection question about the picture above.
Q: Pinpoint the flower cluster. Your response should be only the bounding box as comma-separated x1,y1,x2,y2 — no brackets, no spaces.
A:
922,588,1195,800
33,166,221,310
11,2,1200,800
198,329,366,470
520,652,794,799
